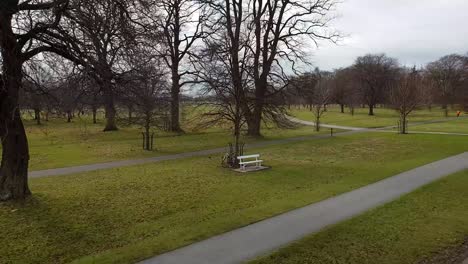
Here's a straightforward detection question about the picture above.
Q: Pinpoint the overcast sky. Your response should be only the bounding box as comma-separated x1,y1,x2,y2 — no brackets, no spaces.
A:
311,0,468,71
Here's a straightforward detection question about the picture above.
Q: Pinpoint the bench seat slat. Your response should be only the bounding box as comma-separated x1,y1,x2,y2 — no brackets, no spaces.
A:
239,160,263,165
238,154,260,159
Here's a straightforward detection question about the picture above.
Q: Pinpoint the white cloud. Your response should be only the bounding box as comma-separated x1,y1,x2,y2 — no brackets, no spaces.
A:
310,0,468,70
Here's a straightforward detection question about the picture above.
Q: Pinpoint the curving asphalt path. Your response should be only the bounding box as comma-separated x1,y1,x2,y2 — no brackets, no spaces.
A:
138,152,468,264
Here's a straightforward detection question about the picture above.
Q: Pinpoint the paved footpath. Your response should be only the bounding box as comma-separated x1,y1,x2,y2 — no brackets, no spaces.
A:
139,152,468,264
287,116,366,131
289,116,467,131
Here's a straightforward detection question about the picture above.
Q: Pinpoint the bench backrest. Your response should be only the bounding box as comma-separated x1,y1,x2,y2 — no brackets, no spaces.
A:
237,154,260,160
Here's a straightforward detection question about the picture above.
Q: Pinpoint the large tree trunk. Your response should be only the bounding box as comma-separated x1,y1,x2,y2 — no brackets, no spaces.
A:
92,106,97,124
247,113,262,137
368,104,375,116
66,111,72,123
400,114,408,134
442,104,449,117
143,114,153,151
102,84,118,131
0,12,31,201
128,106,133,123
315,115,320,132
246,82,265,137
170,87,182,132
34,108,41,125
170,66,183,133
0,109,31,201
340,104,345,113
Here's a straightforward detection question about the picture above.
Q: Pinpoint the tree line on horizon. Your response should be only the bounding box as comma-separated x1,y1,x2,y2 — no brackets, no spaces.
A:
285,53,468,132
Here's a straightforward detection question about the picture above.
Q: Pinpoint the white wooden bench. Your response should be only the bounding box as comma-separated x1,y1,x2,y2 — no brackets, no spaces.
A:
237,154,263,171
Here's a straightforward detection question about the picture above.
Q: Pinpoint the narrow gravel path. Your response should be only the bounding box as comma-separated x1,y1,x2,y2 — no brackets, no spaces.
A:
139,152,468,264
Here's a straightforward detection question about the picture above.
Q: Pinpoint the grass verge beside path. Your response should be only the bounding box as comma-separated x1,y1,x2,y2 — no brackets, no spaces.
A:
409,117,468,134
1,133,467,263
251,170,468,264
23,118,320,170
291,106,449,128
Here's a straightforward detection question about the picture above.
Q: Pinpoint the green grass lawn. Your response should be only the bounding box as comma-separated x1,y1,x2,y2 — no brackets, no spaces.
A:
251,169,468,264
22,116,320,170
20,105,460,171
1,133,467,263
290,105,451,128
409,117,468,134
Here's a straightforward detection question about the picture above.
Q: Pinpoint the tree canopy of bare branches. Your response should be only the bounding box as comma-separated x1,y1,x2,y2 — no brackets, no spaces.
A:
0,0,73,201
353,53,400,116
389,68,429,134
200,0,340,136
426,54,466,116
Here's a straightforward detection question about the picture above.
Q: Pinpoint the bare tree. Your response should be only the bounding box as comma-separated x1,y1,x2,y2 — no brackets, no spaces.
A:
353,54,400,116
200,0,339,137
118,60,170,150
192,40,248,167
0,0,72,200
339,68,361,116
246,0,339,136
389,68,428,134
21,63,52,125
80,77,101,124
463,54,468,112
310,72,332,131
285,72,317,108
153,0,208,132
41,0,144,131
426,54,466,116
54,73,87,123
332,67,356,113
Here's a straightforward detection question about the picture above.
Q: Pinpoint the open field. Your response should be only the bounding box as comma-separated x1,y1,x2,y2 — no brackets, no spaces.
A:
251,169,468,264
409,117,468,134
19,105,464,171
1,132,468,263
290,105,453,128
21,115,321,171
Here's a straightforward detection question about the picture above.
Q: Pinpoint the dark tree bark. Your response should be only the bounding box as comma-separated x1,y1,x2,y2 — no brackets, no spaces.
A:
369,104,375,116
102,82,118,131
0,13,31,200
0,109,31,201
340,104,345,113
66,110,72,123
103,97,117,131
34,108,41,125
92,106,97,124
128,105,133,123
170,70,182,132
0,0,94,201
